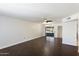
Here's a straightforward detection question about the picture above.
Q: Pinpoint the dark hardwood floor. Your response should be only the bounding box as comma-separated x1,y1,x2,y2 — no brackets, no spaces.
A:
0,36,78,56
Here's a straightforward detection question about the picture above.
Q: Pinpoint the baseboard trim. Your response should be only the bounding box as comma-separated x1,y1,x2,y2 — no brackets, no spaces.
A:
0,36,45,50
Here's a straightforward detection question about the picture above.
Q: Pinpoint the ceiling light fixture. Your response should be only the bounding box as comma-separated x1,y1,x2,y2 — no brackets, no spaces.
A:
42,17,53,25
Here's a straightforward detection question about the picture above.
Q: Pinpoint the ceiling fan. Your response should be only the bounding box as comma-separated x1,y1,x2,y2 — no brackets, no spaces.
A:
42,17,53,24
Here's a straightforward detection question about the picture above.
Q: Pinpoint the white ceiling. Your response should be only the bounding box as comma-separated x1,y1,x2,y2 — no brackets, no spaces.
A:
0,3,79,22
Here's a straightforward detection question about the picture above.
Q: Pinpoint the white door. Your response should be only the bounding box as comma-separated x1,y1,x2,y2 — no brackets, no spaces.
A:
62,20,77,46
57,26,62,38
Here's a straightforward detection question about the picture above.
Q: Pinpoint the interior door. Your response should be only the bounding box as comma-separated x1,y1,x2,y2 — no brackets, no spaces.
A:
62,20,77,46
62,19,78,55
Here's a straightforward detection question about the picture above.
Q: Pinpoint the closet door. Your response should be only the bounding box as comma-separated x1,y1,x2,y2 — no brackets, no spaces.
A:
62,20,77,46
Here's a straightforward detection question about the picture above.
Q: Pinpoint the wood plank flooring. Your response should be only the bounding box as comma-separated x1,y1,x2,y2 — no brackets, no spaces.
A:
0,36,78,56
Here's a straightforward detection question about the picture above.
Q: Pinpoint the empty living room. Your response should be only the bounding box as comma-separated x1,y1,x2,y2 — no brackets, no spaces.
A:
0,1,79,57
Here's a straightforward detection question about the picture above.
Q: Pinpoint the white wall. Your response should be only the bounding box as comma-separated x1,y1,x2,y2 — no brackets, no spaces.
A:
0,16,43,49
41,24,45,36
